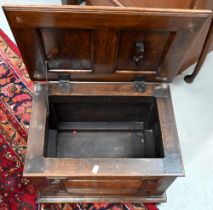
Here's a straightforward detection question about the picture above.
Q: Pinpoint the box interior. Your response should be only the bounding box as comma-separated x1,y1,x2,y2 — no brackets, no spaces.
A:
44,96,164,158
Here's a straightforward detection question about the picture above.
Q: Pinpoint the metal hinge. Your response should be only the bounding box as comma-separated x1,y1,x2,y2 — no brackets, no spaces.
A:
134,77,147,92
59,74,71,93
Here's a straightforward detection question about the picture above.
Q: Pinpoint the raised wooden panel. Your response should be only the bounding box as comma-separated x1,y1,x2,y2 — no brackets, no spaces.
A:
116,30,172,72
64,179,144,195
40,28,92,71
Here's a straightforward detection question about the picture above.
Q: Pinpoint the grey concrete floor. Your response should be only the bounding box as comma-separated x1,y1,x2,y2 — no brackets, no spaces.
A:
0,1,213,209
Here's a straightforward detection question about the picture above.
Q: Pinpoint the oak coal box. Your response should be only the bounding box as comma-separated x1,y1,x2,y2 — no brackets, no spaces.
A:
3,5,212,203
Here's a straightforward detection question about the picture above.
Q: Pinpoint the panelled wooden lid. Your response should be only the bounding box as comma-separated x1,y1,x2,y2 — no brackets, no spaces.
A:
3,5,212,82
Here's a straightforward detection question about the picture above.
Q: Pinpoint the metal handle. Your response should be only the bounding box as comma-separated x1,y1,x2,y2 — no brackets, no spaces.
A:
133,41,145,65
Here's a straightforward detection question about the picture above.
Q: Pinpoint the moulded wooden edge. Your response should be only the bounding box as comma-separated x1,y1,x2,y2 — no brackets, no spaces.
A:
3,4,212,14
37,192,167,203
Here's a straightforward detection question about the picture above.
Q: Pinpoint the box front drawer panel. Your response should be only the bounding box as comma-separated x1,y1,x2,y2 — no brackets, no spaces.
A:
64,180,142,195
59,179,161,195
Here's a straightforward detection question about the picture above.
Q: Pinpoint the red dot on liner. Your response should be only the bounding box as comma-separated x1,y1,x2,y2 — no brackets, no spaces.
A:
72,130,77,134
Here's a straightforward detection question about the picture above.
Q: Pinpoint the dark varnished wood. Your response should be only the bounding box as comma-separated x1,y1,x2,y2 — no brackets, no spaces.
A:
48,82,156,96
3,5,211,82
48,98,152,122
45,95,162,159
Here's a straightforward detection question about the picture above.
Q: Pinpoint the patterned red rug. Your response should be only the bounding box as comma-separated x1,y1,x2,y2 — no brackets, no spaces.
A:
0,28,159,210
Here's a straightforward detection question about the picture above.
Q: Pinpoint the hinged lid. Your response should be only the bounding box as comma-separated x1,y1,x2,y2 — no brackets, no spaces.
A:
3,5,212,82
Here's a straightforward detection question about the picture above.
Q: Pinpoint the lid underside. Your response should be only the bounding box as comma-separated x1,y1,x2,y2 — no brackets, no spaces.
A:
3,5,212,82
